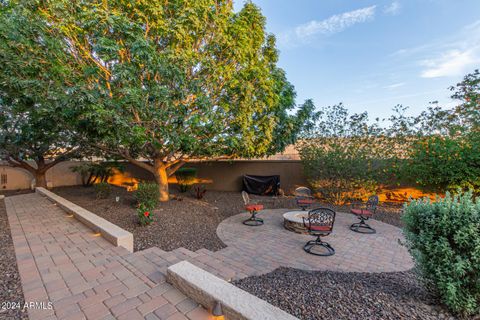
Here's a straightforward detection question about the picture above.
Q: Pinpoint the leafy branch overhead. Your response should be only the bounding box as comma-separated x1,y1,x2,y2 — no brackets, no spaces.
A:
32,0,315,200
0,3,85,187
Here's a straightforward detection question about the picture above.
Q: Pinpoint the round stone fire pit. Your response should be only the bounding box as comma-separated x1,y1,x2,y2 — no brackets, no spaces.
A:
283,211,309,234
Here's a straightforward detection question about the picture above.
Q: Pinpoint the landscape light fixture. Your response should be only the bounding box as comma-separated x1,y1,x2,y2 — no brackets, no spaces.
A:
212,301,224,319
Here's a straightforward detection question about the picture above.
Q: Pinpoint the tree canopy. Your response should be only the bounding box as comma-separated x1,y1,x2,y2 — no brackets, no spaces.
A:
33,0,315,200
0,3,83,187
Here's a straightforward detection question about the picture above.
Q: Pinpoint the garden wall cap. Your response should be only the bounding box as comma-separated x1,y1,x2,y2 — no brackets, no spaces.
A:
167,260,299,320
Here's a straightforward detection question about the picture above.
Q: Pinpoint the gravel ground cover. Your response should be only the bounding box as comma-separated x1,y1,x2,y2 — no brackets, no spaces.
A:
234,267,457,320
0,189,34,197
54,185,404,252
0,198,28,320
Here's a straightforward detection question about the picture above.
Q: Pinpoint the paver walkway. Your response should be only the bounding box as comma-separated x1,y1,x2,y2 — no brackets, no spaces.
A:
5,193,210,320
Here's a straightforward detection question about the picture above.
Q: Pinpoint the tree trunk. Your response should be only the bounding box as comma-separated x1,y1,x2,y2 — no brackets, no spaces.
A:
154,160,169,202
35,172,48,188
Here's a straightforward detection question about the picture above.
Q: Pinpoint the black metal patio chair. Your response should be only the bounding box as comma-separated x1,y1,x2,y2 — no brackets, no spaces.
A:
294,187,314,211
350,195,379,234
302,207,336,256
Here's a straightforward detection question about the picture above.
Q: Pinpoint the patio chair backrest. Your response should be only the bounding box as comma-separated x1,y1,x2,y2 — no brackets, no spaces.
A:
241,191,250,206
305,207,336,232
366,195,379,213
294,187,312,198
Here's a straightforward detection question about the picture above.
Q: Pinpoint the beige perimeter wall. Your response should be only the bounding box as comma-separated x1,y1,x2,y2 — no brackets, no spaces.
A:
1,160,307,193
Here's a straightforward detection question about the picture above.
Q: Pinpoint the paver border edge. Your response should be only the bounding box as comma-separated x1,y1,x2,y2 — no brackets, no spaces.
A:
35,187,134,252
167,260,299,320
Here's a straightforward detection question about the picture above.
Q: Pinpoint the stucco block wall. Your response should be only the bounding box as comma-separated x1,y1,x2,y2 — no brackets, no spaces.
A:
1,160,308,193
0,161,85,190
191,161,307,193
124,160,307,193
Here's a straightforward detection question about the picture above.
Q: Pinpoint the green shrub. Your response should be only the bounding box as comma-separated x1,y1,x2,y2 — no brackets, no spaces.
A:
402,191,480,315
175,167,197,192
405,133,480,195
135,182,159,209
136,203,154,226
299,139,384,205
94,182,111,199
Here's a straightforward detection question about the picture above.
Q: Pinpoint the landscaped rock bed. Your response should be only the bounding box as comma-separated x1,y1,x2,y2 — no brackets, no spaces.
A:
234,267,457,320
0,198,28,319
55,185,288,251
54,185,404,252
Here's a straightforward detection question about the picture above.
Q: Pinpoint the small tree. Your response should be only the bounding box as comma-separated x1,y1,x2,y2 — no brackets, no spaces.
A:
36,0,315,201
0,3,83,187
403,70,480,193
298,104,392,204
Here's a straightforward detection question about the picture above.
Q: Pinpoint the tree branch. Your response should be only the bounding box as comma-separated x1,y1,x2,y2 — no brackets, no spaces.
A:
119,150,155,173
167,160,185,176
6,156,37,174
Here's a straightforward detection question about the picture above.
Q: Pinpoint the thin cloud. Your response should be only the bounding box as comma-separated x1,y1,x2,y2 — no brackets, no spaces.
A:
391,19,480,78
384,1,402,15
419,21,480,78
280,6,376,46
383,82,406,89
420,48,479,78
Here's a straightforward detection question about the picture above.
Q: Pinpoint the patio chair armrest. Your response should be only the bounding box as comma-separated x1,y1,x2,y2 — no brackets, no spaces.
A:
302,217,309,229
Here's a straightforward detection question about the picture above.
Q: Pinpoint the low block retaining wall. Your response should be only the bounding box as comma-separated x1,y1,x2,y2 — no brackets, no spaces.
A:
167,261,299,320
35,187,133,252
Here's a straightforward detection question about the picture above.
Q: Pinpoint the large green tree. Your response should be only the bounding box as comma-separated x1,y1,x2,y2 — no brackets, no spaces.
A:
37,0,314,201
0,3,82,188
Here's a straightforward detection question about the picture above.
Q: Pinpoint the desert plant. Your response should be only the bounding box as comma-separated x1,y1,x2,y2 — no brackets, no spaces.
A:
194,185,207,200
71,162,123,187
136,203,154,226
135,182,159,209
94,182,111,199
402,191,480,316
176,168,197,193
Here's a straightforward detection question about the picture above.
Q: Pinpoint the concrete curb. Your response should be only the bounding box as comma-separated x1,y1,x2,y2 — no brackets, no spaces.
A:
167,261,299,320
35,187,133,252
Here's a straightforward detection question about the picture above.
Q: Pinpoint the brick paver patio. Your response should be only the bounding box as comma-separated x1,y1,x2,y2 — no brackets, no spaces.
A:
5,193,210,320
216,209,414,273
5,193,414,320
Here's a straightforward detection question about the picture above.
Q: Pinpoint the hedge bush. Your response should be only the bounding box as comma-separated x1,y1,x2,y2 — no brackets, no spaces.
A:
402,191,480,315
135,182,159,209
175,167,197,192
405,133,480,195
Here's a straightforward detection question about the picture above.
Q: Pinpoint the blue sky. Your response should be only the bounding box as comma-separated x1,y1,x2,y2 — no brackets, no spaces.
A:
234,0,480,119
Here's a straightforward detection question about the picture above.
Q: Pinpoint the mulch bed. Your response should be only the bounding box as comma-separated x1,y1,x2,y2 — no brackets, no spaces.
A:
0,198,28,319
234,267,458,320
